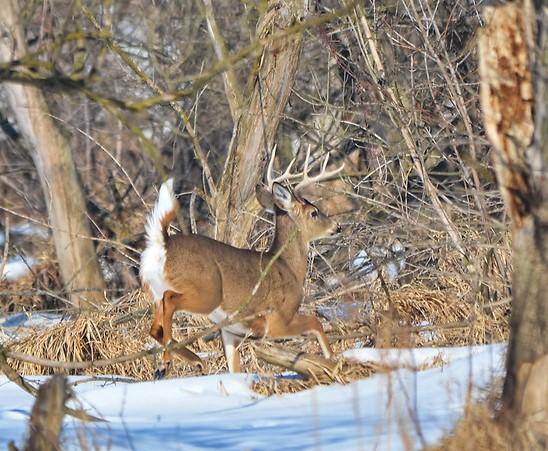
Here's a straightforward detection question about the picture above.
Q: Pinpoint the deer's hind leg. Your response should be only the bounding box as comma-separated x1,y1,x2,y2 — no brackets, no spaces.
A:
265,313,333,359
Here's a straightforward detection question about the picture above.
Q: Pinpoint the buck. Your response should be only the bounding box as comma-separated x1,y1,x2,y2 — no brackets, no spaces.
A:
140,146,343,378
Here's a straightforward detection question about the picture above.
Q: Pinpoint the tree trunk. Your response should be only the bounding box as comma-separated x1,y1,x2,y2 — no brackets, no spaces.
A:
0,0,106,308
214,0,307,246
478,0,547,442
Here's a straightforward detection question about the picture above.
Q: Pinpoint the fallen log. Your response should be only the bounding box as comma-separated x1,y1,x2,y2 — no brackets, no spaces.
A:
252,344,338,378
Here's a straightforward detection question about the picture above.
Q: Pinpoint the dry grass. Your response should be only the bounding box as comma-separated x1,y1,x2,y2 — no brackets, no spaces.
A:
251,359,379,396
0,212,511,391
429,403,543,451
386,284,508,346
0,258,64,312
3,272,509,391
7,290,155,379
313,282,508,351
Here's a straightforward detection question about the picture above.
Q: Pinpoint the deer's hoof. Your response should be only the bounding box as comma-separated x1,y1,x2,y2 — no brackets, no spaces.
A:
153,367,166,380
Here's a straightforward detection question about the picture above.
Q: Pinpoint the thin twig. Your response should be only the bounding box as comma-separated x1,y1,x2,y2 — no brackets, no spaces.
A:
189,190,198,235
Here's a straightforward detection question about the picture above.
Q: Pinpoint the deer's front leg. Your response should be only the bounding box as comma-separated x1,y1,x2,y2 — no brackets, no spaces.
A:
221,329,242,373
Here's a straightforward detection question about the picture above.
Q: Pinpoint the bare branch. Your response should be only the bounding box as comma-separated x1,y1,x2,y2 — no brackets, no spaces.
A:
82,6,216,195
201,0,243,120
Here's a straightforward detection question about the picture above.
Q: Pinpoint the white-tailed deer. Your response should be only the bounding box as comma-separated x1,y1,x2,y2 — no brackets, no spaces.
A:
140,146,343,378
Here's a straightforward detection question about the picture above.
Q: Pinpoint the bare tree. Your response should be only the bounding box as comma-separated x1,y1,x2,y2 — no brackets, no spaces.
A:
0,0,105,308
478,0,547,442
213,0,308,246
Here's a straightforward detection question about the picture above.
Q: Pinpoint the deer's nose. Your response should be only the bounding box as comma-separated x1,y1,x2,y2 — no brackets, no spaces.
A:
336,223,342,234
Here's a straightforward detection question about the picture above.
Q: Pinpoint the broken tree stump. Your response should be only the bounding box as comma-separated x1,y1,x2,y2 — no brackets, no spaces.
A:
25,375,68,451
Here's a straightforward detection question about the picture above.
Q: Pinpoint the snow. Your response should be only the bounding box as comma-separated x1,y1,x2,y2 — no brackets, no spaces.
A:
0,256,36,281
0,343,505,450
0,223,49,247
0,221,47,281
343,344,494,369
0,312,65,341
0,312,64,329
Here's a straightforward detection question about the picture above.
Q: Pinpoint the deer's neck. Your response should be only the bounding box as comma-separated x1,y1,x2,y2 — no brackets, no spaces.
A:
270,214,309,284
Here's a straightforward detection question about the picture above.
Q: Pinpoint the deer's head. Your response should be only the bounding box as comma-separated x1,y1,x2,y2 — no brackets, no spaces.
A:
257,144,343,243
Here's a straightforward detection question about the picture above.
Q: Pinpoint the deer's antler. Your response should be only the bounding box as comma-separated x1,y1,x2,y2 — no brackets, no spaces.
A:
265,144,299,189
293,145,345,194
265,144,345,193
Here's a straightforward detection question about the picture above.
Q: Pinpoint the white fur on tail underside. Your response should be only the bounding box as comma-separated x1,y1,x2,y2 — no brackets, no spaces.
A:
140,178,176,303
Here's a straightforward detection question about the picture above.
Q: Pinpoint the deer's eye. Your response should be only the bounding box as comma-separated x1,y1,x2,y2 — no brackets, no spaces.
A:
310,209,318,219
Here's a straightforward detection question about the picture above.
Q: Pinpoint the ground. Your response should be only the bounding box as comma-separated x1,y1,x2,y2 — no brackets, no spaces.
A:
0,343,505,450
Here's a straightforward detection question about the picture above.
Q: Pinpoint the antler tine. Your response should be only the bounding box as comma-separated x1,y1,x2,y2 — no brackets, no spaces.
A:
294,145,345,193
265,143,278,188
301,144,311,179
265,144,301,190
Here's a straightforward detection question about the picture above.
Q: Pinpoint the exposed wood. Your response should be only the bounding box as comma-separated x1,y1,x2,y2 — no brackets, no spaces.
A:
253,344,337,377
478,0,548,442
214,0,308,246
479,2,535,229
24,376,68,451
0,0,105,308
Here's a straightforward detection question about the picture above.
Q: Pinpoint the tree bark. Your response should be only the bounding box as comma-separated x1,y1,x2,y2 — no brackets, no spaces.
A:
214,0,307,246
478,0,548,442
0,0,106,308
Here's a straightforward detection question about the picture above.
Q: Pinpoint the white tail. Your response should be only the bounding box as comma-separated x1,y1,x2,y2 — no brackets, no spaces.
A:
141,147,344,378
140,179,177,302
144,178,176,248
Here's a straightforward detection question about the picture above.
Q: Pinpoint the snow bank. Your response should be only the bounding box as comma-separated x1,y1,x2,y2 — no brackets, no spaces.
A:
0,343,505,450
343,344,496,369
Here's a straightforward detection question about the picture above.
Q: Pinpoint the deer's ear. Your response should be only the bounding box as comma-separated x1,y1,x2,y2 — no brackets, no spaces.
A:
256,185,275,212
272,183,293,212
